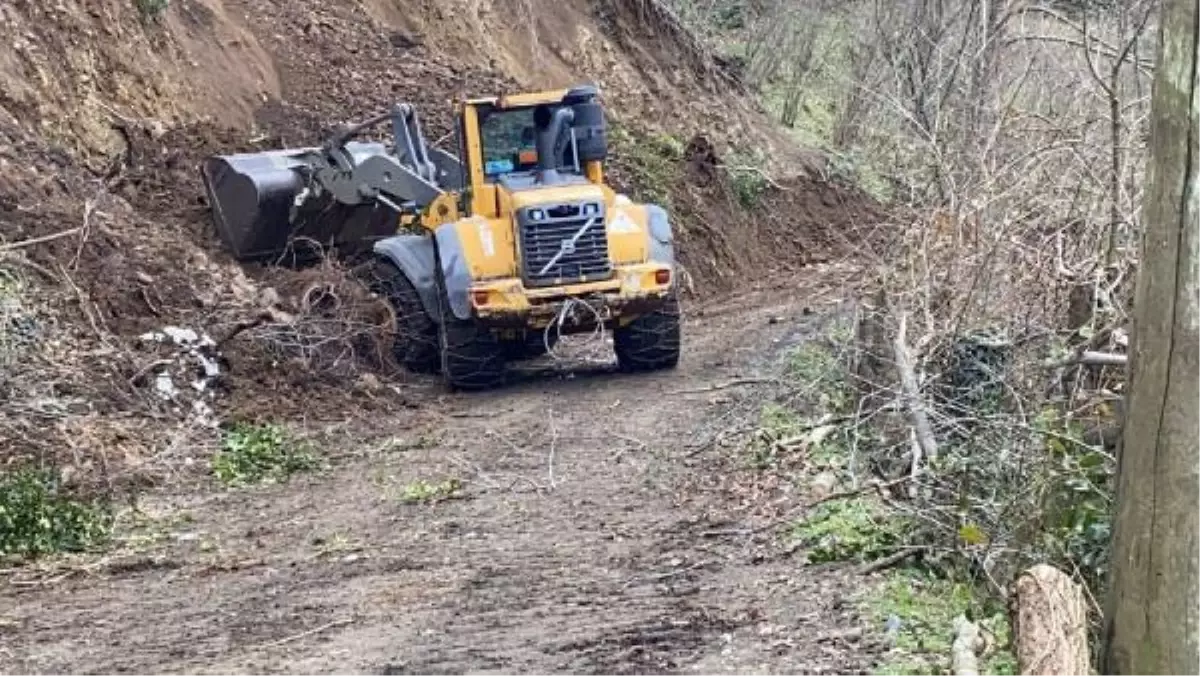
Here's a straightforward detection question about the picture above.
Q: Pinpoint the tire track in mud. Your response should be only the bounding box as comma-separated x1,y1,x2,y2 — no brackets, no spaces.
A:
1,271,881,675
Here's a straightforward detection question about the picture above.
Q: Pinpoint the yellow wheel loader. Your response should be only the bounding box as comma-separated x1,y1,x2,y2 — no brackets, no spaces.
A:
201,85,680,389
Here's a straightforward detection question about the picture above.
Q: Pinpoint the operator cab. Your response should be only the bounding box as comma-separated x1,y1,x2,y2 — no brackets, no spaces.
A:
475,86,607,192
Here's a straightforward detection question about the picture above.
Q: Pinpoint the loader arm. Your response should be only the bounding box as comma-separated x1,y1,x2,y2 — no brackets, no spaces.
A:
202,103,464,261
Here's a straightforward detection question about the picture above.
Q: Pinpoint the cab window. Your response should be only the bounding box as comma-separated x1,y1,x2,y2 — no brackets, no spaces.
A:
478,106,578,182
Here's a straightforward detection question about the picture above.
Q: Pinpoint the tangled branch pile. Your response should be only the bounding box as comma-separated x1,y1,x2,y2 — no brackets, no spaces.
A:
818,0,1153,635
0,118,406,513
662,0,1156,648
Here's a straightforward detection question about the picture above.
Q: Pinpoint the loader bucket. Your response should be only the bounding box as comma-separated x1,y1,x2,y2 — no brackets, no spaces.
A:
201,148,313,262
201,144,401,263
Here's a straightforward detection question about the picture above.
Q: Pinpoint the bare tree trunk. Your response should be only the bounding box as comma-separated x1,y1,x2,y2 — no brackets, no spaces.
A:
1102,0,1199,672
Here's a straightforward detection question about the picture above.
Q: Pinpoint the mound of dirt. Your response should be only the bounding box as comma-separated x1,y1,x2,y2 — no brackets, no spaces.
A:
0,118,415,489
606,133,883,297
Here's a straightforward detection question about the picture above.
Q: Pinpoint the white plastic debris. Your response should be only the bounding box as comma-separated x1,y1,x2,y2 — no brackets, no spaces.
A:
137,325,223,426
154,372,179,400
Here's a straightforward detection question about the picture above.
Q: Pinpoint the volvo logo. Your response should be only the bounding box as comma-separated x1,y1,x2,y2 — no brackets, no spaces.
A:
538,216,600,276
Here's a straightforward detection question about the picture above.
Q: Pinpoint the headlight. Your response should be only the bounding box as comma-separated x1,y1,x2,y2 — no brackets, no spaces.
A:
582,202,599,217
529,209,544,221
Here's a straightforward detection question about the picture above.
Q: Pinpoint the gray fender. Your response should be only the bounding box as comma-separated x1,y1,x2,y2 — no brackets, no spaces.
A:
645,204,675,266
434,223,473,321
373,234,442,322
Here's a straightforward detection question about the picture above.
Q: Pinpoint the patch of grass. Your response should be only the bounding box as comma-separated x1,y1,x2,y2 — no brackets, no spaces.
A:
212,422,319,486
749,334,856,469
864,570,1017,675
609,121,685,208
134,0,169,21
724,146,770,209
789,496,907,564
399,478,463,504
375,434,437,453
0,468,112,559
783,338,853,414
0,267,38,368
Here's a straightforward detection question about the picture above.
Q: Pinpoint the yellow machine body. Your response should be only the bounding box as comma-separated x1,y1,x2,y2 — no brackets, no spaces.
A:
410,87,675,332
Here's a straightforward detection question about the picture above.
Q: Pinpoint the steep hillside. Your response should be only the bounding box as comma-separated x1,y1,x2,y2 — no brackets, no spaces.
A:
0,0,801,161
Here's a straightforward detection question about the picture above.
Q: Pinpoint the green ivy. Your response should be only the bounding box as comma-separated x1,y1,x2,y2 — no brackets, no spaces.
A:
212,422,319,486
1036,408,1114,592
0,468,112,559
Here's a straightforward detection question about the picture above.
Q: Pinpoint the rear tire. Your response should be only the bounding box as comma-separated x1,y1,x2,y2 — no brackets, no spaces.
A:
437,283,507,391
361,257,440,374
613,293,682,372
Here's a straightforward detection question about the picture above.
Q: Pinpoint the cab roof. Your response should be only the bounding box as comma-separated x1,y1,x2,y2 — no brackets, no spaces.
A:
465,85,600,110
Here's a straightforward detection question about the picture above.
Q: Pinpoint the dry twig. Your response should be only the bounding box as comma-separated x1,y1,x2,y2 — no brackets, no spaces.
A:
254,617,354,650
0,227,82,252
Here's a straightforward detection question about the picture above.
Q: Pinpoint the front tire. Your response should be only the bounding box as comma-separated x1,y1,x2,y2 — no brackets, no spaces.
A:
361,257,440,374
614,293,682,372
437,285,507,391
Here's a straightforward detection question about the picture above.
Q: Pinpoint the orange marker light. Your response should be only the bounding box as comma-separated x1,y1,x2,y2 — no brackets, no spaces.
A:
472,291,490,306
654,269,671,285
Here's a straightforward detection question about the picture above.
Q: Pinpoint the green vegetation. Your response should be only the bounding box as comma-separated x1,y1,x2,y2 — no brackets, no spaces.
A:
399,477,463,504
134,0,170,21
789,497,908,564
0,468,112,559
863,570,1017,675
667,3,896,201
784,337,854,413
724,146,770,208
1033,407,1114,593
212,422,319,486
0,267,35,368
608,121,684,208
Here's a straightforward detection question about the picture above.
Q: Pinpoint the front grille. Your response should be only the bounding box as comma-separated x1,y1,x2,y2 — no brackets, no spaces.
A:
518,201,612,286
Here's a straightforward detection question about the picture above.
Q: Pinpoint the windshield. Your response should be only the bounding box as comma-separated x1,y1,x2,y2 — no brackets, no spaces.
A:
478,106,578,181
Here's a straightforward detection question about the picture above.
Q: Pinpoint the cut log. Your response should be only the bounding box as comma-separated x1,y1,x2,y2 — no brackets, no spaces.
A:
951,614,985,676
1011,564,1091,675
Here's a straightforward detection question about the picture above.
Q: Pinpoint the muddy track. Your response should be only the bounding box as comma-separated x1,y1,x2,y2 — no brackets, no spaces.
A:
1,272,878,675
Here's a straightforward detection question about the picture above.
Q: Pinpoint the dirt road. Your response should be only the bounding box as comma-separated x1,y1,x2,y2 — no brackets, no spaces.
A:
1,271,878,675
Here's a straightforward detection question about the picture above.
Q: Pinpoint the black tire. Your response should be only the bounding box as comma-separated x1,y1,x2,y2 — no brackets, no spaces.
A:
613,293,682,372
437,283,507,391
502,330,559,360
361,257,440,373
